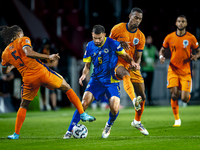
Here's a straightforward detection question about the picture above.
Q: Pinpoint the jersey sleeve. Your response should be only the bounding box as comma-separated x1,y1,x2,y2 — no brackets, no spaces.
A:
113,40,125,55
191,35,199,50
83,43,91,62
21,37,32,49
162,35,170,48
109,25,119,40
135,32,145,51
1,51,9,67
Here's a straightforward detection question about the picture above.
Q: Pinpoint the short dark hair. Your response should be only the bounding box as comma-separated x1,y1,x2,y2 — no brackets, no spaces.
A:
92,25,105,34
0,25,23,45
130,7,143,14
177,15,187,20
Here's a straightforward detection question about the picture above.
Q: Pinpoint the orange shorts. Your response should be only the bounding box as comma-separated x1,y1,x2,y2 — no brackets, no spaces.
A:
21,69,63,101
114,62,144,83
167,71,192,92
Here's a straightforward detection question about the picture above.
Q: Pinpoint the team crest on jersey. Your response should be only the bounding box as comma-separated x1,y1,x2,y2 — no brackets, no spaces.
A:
104,48,109,53
183,40,189,48
133,38,139,45
26,39,30,44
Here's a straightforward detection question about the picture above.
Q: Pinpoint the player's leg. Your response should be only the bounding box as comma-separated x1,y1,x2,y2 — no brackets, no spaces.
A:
102,96,120,139
181,91,191,103
115,65,137,106
170,86,181,126
8,80,40,139
131,82,149,135
63,91,95,139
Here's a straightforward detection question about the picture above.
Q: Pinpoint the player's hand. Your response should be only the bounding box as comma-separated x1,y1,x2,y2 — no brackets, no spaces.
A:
191,54,198,61
79,74,86,86
49,53,60,61
119,41,130,50
129,62,140,71
160,56,166,64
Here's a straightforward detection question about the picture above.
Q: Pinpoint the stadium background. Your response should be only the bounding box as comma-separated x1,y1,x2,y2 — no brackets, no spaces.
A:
0,0,200,112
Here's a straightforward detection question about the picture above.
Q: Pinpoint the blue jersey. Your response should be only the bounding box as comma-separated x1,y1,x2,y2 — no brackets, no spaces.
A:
83,37,125,84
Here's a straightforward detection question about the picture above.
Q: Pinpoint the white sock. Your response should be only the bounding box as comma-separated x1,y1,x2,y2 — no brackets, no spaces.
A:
134,119,141,125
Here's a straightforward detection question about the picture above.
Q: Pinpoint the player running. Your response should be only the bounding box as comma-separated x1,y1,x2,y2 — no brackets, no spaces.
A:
159,15,200,126
110,7,149,135
0,25,96,139
63,25,140,139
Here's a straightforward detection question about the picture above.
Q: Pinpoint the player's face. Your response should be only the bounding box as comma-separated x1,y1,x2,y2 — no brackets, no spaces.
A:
128,11,143,29
17,31,24,38
176,17,187,31
92,32,106,46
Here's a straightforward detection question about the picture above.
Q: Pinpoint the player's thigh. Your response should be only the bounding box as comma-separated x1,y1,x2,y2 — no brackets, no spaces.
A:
115,65,130,79
82,91,95,110
21,80,41,101
170,86,179,100
41,70,63,90
109,96,120,115
132,82,146,100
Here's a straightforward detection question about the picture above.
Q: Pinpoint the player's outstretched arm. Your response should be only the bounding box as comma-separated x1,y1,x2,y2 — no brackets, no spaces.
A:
159,47,166,64
79,62,91,86
22,46,60,61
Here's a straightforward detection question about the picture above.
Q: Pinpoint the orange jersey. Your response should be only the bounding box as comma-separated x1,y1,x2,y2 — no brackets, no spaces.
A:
163,31,199,75
1,37,46,82
110,23,145,67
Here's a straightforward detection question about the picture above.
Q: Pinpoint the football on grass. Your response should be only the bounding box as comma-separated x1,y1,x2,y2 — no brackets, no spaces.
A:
72,124,88,139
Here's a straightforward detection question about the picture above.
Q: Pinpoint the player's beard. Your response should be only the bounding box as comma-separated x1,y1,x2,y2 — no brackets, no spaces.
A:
177,26,186,31
94,41,103,46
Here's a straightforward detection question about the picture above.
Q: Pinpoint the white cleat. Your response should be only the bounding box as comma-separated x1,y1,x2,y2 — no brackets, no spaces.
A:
131,121,149,136
63,131,72,139
133,96,143,111
102,122,112,138
173,119,181,127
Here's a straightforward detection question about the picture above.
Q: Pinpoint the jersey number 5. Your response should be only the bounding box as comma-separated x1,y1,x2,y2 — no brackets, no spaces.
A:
98,57,102,64
11,50,25,67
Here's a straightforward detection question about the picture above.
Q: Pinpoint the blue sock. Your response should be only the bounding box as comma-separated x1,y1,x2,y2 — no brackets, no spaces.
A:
67,109,80,131
107,111,119,125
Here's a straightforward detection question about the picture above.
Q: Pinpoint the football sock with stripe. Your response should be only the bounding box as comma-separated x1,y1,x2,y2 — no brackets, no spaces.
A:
66,89,84,114
68,109,80,131
171,99,179,120
123,75,136,101
15,108,27,135
134,100,145,122
107,111,119,125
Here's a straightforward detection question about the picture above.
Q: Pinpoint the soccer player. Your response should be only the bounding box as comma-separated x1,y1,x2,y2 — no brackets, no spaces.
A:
0,25,96,139
159,15,200,126
110,7,149,135
63,25,140,139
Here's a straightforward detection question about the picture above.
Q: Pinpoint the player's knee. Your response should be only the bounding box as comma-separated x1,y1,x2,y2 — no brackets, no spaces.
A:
171,92,179,100
82,100,90,110
182,96,189,103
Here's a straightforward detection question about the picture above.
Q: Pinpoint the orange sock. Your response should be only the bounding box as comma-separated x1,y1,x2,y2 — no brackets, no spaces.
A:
15,108,27,134
171,99,179,120
66,89,84,114
134,101,145,121
123,75,136,100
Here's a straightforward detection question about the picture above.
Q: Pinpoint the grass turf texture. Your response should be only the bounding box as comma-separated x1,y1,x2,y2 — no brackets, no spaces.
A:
0,106,200,150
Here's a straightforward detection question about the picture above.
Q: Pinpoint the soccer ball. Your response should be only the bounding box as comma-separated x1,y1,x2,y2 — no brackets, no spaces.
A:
72,124,88,139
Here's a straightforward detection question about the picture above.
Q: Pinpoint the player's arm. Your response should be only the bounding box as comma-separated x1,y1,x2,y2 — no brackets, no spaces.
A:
159,47,167,64
22,46,60,61
2,65,15,74
118,51,140,70
191,47,200,61
79,62,91,86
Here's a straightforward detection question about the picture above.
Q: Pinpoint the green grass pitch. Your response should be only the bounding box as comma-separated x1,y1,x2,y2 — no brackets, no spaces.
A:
0,106,200,150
